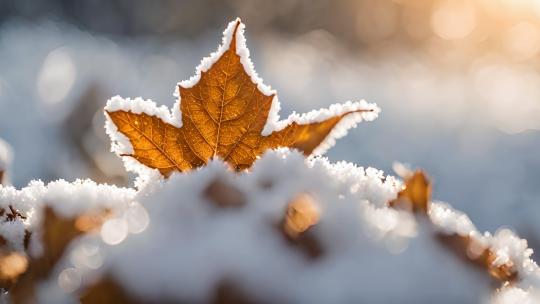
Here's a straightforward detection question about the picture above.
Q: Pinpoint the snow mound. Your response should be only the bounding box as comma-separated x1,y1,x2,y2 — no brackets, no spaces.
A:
0,179,135,257
21,150,539,303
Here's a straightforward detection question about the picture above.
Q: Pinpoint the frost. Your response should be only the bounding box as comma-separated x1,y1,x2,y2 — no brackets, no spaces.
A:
0,178,135,257
489,228,536,274
429,201,477,236
105,95,180,128
492,286,540,304
176,18,277,131
294,100,380,155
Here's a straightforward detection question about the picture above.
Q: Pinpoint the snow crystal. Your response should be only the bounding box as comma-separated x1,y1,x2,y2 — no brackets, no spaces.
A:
105,95,180,127
310,101,380,155
489,228,537,274
429,201,477,236
41,179,134,217
492,286,540,304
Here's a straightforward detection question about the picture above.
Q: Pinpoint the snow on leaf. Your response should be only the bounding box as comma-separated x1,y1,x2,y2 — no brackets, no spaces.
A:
10,207,110,303
389,170,431,213
105,19,378,176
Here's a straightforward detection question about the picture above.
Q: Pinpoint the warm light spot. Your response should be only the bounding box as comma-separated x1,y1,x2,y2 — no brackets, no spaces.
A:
502,22,540,61
58,267,82,293
71,243,103,270
75,211,110,232
283,193,320,238
126,202,150,234
431,0,476,40
100,218,128,245
0,252,28,279
37,47,77,105
473,64,540,133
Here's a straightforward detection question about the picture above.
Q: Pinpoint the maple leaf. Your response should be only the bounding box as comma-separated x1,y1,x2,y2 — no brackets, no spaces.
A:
105,18,378,176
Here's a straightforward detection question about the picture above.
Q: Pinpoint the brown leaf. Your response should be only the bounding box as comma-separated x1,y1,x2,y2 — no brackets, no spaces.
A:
0,205,27,222
107,19,373,176
203,177,246,208
436,234,517,282
81,277,256,304
212,280,255,304
80,276,142,304
11,207,110,302
389,170,432,213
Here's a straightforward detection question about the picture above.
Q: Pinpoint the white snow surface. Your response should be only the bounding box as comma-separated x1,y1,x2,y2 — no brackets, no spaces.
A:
429,201,477,237
0,179,135,257
15,149,537,303
491,285,540,304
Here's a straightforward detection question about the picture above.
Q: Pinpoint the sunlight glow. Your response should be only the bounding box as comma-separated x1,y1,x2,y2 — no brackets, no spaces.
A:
431,0,476,40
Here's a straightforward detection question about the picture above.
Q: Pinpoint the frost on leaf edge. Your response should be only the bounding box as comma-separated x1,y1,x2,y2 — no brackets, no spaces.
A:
103,18,381,175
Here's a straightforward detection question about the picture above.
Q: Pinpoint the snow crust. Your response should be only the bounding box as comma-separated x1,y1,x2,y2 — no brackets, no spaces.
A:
307,100,380,155
0,179,135,257
492,285,540,304
429,201,477,236
105,95,180,128
15,150,536,303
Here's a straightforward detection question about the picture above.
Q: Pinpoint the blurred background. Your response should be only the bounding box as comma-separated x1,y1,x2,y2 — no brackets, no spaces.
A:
0,0,539,254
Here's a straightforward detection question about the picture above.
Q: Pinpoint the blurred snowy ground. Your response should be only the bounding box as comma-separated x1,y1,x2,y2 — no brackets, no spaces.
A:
0,0,539,257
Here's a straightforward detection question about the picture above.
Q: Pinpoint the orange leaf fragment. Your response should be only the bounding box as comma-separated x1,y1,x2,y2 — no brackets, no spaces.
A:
281,193,323,259
0,252,28,281
390,170,432,213
436,234,517,282
283,193,320,239
11,207,110,302
106,19,376,176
